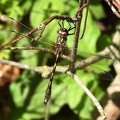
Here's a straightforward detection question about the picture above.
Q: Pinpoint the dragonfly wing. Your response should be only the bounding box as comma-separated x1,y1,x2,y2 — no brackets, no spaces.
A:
75,54,114,81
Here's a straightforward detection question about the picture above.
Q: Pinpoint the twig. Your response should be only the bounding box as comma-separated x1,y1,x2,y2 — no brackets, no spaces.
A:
66,71,107,120
0,59,68,78
68,0,83,73
0,37,118,76
0,3,89,50
69,0,90,73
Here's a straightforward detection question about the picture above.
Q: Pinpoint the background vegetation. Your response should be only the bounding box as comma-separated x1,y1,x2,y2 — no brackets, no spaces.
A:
0,0,120,120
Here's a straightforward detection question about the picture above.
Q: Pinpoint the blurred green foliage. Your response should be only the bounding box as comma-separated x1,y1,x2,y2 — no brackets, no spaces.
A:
0,0,119,120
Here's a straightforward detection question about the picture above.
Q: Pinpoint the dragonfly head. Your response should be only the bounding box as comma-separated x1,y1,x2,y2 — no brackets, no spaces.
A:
57,28,68,37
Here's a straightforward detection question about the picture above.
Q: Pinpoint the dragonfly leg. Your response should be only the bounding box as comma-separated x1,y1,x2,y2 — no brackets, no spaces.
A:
58,19,62,28
68,22,76,35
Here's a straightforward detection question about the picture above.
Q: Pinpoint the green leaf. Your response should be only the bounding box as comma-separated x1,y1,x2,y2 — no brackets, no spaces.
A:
30,0,65,28
20,1,33,15
90,3,106,19
77,10,101,53
65,70,105,119
10,81,27,107
97,34,112,51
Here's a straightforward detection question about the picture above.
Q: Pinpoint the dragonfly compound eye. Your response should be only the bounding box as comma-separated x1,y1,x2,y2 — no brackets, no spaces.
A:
57,28,68,37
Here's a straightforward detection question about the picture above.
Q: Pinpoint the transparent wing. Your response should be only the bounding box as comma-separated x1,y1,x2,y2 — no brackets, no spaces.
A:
2,17,58,58
67,48,116,81
1,16,117,81
60,46,116,81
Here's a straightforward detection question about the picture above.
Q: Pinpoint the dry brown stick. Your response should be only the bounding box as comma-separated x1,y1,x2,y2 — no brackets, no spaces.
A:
69,0,90,73
66,71,107,120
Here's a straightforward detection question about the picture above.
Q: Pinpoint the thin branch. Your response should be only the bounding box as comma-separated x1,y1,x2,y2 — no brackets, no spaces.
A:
66,71,107,120
0,3,89,50
0,40,118,77
68,0,90,73
0,59,68,78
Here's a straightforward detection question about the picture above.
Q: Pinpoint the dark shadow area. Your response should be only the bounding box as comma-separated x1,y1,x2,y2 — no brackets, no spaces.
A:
51,104,79,120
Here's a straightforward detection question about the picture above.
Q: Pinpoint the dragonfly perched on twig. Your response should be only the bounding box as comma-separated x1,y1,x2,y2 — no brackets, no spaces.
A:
44,20,76,105
0,16,115,105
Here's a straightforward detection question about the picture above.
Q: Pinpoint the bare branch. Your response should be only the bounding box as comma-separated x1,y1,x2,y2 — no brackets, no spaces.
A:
66,71,107,120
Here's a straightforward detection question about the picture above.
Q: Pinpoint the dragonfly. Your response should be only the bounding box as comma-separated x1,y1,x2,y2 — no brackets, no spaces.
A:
44,20,76,105
0,16,115,105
